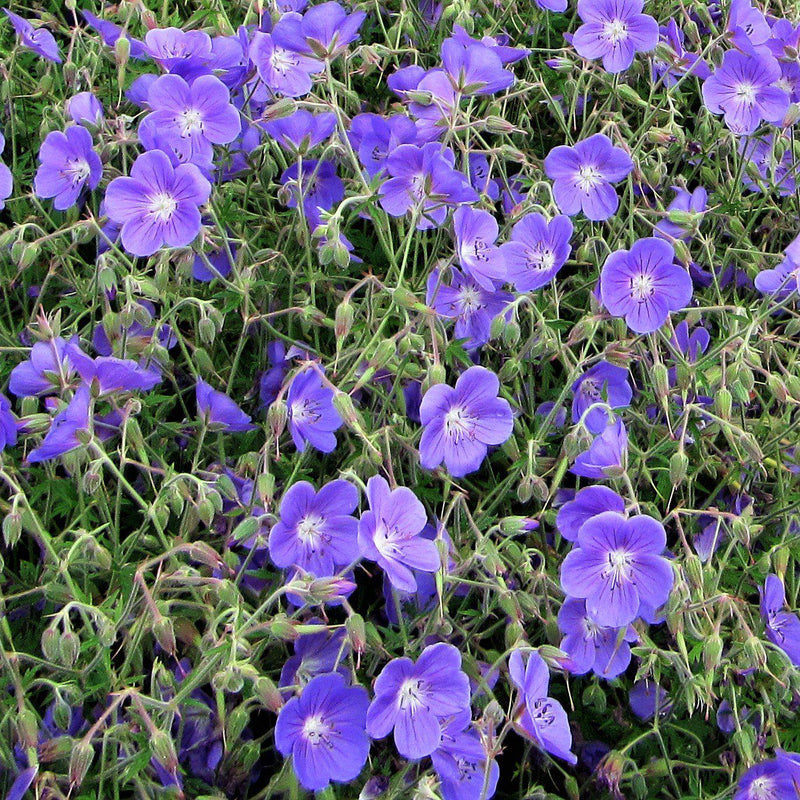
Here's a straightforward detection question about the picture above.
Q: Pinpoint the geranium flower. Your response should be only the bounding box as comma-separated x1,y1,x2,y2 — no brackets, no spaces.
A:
544,134,633,221
501,212,572,292
3,9,61,62
571,0,658,74
275,673,369,791
250,22,324,98
754,251,800,299
286,368,343,453
558,597,638,679
28,386,92,463
196,379,254,433
263,109,336,154
739,134,796,197
440,40,515,95
81,10,146,60
269,480,359,576
104,150,212,257
654,186,708,242
419,366,514,477
143,74,241,166
427,268,513,351
143,27,213,74
34,126,102,211
357,475,440,593
452,206,506,289
571,361,632,433
760,574,800,666
275,1,366,59
432,717,500,800
365,643,471,759
378,143,478,229
701,50,789,135
571,417,628,478
0,393,17,452
556,485,626,542
66,92,104,127
560,511,674,627
599,237,693,334
349,113,419,177
279,623,350,690
734,759,798,800
509,649,577,764
0,130,11,211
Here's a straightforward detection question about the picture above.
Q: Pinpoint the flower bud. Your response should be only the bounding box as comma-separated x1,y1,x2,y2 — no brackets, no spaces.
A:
16,708,38,749
41,626,61,662
60,630,80,667
267,399,288,439
669,451,688,485
346,613,367,653
69,741,94,786
150,730,178,772
703,633,724,672
2,510,22,548
152,617,176,655
255,676,284,712
226,706,250,743
715,387,732,420
335,301,354,340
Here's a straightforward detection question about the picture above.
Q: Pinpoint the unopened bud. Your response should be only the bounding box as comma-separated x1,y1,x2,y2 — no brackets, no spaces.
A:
60,630,80,667
669,451,688,485
715,388,732,420
335,301,354,340
69,740,95,786
226,706,250,743
346,613,367,653
152,617,176,655
267,399,288,439
255,676,284,712
150,730,178,772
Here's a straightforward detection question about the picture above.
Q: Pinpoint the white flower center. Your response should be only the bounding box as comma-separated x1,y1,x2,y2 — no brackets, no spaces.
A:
444,405,476,443
576,165,602,193
180,108,204,136
603,19,628,43
526,246,556,271
604,548,633,589
296,515,323,546
302,714,332,745
410,173,428,201
398,678,425,712
630,273,655,301
735,82,757,104
748,776,778,800
147,192,178,222
64,158,91,185
458,285,482,312
271,47,299,76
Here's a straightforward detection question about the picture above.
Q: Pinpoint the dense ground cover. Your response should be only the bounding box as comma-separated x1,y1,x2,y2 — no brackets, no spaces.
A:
0,0,799,798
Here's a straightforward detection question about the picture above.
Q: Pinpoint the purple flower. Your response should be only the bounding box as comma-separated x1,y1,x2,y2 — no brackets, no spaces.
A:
33,126,102,211
452,206,506,289
75,357,162,396
278,1,366,59
544,134,633,221
0,138,11,210
560,511,674,627
427,268,513,350
104,150,211,257
556,485,626,542
440,40,515,95
250,23,324,98
571,361,632,434
286,368,343,453
760,574,800,666
558,597,637,679
734,759,798,800
467,153,500,200
571,417,628,478
419,366,514,477
654,186,708,242
0,393,17,451
275,673,369,791
701,50,789,135
269,480,359,576
600,238,693,334
727,0,771,50
28,386,91,463
432,718,500,800
671,321,710,363
408,70,459,140
378,143,478,230
66,92,104,127
357,475,439,593
651,20,710,86
3,9,61,62
280,159,344,222
629,680,672,720
143,74,241,166
349,113,419,177
509,649,576,764
9,336,91,397
279,624,349,689
366,643,471,759
263,109,336,154
143,27,213,73
501,212,572,292
739,133,796,196
6,766,38,800
535,0,568,10
572,0,658,74
446,24,531,65
82,10,146,60
196,378,255,432
754,252,800,299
